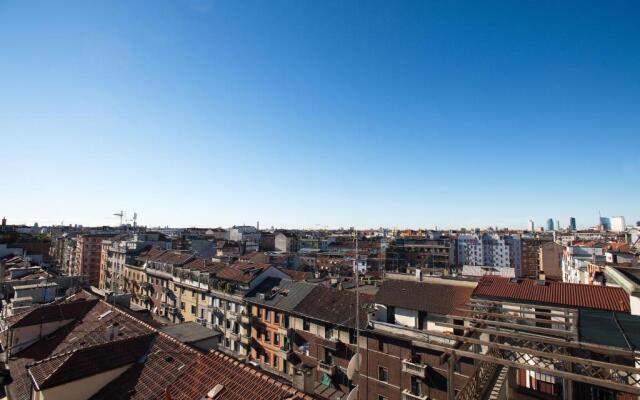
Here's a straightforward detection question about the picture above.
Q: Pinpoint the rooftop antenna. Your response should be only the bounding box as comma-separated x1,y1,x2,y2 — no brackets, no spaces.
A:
346,230,361,392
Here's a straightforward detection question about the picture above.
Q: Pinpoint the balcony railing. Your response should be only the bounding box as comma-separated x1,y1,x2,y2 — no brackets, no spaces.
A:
277,325,293,336
370,320,456,346
317,361,336,376
402,389,428,400
402,359,427,378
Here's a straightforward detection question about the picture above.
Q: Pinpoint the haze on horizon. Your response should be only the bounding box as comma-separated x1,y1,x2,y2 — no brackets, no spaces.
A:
1,1,638,229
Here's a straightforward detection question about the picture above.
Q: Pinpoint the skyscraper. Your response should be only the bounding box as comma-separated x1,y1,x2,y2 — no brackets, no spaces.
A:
569,217,576,231
611,216,626,232
546,218,554,232
599,217,611,231
527,220,534,232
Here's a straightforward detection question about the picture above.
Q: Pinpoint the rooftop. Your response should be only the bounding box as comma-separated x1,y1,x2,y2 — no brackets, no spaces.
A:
245,277,317,312
160,322,222,344
166,351,315,400
375,279,475,316
293,286,371,330
472,276,631,312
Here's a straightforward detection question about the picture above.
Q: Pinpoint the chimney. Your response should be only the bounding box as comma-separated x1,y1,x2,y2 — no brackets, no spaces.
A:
537,270,546,285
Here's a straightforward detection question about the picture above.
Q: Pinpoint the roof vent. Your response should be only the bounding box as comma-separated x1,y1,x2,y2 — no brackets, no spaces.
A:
206,384,225,398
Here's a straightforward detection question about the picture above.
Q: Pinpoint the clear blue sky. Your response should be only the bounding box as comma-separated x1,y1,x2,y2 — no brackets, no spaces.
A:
1,0,639,229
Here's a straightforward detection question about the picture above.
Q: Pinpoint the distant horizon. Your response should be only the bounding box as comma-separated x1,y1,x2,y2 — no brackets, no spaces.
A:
2,1,638,229
3,214,636,232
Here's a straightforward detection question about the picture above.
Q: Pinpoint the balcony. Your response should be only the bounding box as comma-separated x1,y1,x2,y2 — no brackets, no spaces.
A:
402,359,427,378
317,361,336,376
277,325,293,336
370,320,456,347
402,390,428,400
239,312,250,325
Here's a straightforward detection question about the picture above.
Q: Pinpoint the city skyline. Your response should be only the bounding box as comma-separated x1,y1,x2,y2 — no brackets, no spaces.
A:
2,213,636,232
2,1,639,228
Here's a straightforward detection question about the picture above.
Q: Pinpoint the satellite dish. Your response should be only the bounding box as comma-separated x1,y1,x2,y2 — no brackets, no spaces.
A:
346,353,360,380
345,386,358,400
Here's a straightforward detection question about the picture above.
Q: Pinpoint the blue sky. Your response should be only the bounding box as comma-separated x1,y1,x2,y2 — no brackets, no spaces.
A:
1,0,638,229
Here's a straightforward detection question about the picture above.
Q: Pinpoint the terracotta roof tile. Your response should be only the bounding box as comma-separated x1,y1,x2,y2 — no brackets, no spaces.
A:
293,286,371,329
375,280,474,316
167,351,315,400
28,334,155,390
472,276,631,312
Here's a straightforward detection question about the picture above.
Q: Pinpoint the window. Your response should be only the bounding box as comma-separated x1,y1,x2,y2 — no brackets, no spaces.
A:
265,310,270,322
349,330,357,345
275,313,280,324
273,355,278,367
303,319,310,331
180,302,185,310
265,331,271,342
411,376,421,396
378,366,388,382
378,396,388,400
378,339,384,352
201,293,205,301
274,334,280,346
191,305,196,315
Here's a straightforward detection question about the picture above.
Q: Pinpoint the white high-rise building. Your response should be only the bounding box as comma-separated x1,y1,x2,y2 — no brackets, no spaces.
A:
611,216,626,232
527,220,534,232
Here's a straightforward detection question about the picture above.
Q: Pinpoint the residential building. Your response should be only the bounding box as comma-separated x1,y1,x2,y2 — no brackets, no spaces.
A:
99,232,171,293
367,278,479,400
1,290,312,400
539,241,563,281
471,275,637,400
73,233,117,286
245,277,316,378
385,238,454,271
569,217,577,231
275,230,300,253
228,225,261,253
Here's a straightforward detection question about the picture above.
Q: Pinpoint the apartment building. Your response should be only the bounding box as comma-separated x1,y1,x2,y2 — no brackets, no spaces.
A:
471,275,636,400
99,232,171,293
0,291,312,400
384,238,454,271
366,278,477,400
245,277,316,378
73,233,116,286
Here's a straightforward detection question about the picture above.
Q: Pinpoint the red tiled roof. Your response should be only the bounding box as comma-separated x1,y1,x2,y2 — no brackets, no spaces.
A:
293,286,371,329
135,248,194,266
6,293,200,400
472,276,631,312
375,280,474,316
215,262,272,283
7,299,99,328
167,351,314,400
182,259,226,274
27,334,155,390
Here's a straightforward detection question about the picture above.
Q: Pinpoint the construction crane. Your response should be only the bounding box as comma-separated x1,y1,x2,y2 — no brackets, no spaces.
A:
113,210,124,226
